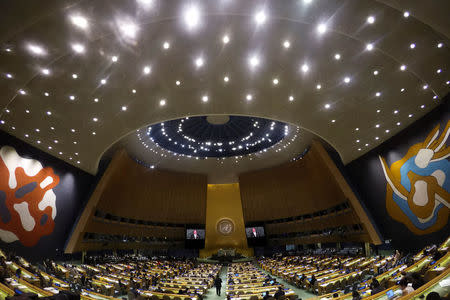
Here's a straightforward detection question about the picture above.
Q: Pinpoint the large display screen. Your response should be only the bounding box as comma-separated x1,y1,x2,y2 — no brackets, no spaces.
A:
186,229,205,240
245,226,265,238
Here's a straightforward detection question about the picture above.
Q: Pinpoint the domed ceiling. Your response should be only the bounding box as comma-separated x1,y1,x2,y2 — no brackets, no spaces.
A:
0,0,449,176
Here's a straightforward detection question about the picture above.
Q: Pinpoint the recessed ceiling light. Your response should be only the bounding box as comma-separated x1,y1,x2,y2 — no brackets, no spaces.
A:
100,78,107,85
223,76,229,82
160,99,166,106
117,19,139,39
5,109,9,113
202,95,208,102
401,88,405,92
376,109,381,113
37,140,41,144
436,69,442,74
27,43,46,56
92,117,98,122
44,92,50,97
92,132,96,135
19,89,26,95
41,68,50,75
163,41,170,49
367,16,375,24
365,143,369,146
143,65,151,74
222,35,230,44
254,10,267,25
246,94,253,101
420,104,425,108
73,141,77,144
5,48,11,52
121,106,127,111
35,128,40,132
48,146,52,150
375,124,380,128
394,110,398,114
423,84,428,89
249,55,259,68
272,78,279,85
195,57,204,68
54,140,58,143
331,119,336,123
94,98,99,102
408,114,413,118
301,63,309,73
0,120,4,125
72,73,78,79
433,95,438,100
283,40,290,48
25,134,29,137
355,128,359,131
373,70,379,75
375,92,381,97
446,81,450,85
70,14,88,29
184,5,201,29
343,76,351,83
59,152,62,155
71,128,76,132
356,139,360,143
50,126,54,130
400,65,407,71
289,95,294,102
69,95,75,100
111,56,118,62
334,53,341,60
316,84,322,90
375,137,379,140
46,111,51,115
396,122,401,126
366,43,374,51
385,129,390,133
176,80,181,85
316,23,327,34
25,109,30,113
403,11,410,18
437,42,443,48
410,43,416,49
5,73,13,79
132,89,137,94
324,103,330,109
71,43,85,54
358,148,361,151
303,0,313,4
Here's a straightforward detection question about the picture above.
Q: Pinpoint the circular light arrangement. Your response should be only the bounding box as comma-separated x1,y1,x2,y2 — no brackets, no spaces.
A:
140,116,290,158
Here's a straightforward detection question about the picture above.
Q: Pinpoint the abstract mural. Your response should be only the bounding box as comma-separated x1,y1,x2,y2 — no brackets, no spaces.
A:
379,121,450,235
0,146,59,246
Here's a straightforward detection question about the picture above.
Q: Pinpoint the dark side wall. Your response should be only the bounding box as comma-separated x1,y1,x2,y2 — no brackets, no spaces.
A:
0,130,96,261
345,98,449,252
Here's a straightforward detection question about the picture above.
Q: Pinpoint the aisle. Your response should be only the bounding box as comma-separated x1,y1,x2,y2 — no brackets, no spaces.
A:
258,265,316,299
204,265,228,300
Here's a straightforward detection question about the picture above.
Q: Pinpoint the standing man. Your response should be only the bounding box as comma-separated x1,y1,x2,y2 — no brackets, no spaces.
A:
214,276,222,296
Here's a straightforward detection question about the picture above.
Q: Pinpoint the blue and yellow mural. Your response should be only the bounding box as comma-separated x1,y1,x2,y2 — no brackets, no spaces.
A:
379,121,450,235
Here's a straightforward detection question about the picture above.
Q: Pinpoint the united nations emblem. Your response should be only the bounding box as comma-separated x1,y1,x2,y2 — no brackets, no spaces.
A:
379,121,449,235
217,218,235,235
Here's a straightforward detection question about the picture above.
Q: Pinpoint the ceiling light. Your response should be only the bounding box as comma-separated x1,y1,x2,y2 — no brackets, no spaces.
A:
334,53,341,60
111,56,118,62
184,5,201,29
283,40,290,48
72,73,78,79
316,84,322,89
367,16,375,24
25,134,29,137
25,109,30,113
375,92,381,97
35,128,40,132
69,95,75,100
365,143,369,146
224,76,229,82
0,120,4,125
324,103,330,109
289,96,294,102
343,76,351,83
272,78,279,85
249,55,260,68
375,137,379,140
397,122,401,126
37,140,41,144
377,109,381,113
385,129,390,133
437,43,443,48
121,106,127,111
46,111,51,115
433,95,438,100
72,43,85,54
403,11,410,18
331,119,336,123
423,84,428,89
355,128,359,131
358,148,361,151
356,139,360,143
366,43,374,51
400,65,407,71
394,110,399,114
54,140,58,143
195,57,204,68
50,127,54,130
5,109,9,113
19,89,26,95
118,19,139,39
317,23,327,34
100,78,107,85
409,114,413,117
43,92,49,97
160,99,166,106
246,94,253,101
59,152,62,155
401,88,405,92
92,117,98,122
375,124,380,128
94,98,99,102
254,10,267,25
132,89,137,93
27,43,46,56
437,69,442,73
202,95,208,102
373,70,379,75
176,80,181,85
70,14,88,29
303,0,313,4
162,41,170,50
71,129,76,132
92,132,96,135
222,35,230,44
410,43,416,49
301,63,309,73
5,73,13,79
143,66,151,74
41,68,50,75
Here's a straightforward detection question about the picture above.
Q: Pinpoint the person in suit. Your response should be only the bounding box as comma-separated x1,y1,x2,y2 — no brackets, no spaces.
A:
191,230,199,239
214,276,222,296
252,228,258,237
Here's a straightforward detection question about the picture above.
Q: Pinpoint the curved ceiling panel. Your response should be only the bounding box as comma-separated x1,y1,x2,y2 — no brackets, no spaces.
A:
0,0,449,174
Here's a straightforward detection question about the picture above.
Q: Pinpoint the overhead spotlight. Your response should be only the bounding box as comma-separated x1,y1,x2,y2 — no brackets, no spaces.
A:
246,94,253,101
117,19,139,39
303,0,313,4
334,53,341,60
202,95,208,102
160,99,166,106
289,96,294,102
272,78,279,85
19,89,26,95
366,43,374,51
316,84,322,90
143,66,151,74
184,5,201,29
422,84,428,90
176,80,181,85
249,55,260,68
324,103,330,109
71,43,85,54
163,41,170,49
400,65,407,71
375,92,381,97
69,95,75,100
403,11,410,18
70,14,88,29
436,69,442,73
100,78,107,85
301,63,309,73
5,73,13,79
122,106,127,111
373,70,379,75
254,10,267,25
46,111,52,116
343,76,351,83
437,42,443,48
111,56,118,62
222,35,230,44
92,117,98,122
367,16,375,24
27,43,46,56
410,43,416,49
224,76,229,82
195,57,204,68
72,73,78,79
316,23,327,34
41,68,50,75
283,40,291,48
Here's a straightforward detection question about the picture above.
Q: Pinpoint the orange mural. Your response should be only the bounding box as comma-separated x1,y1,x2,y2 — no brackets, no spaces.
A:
0,146,59,246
